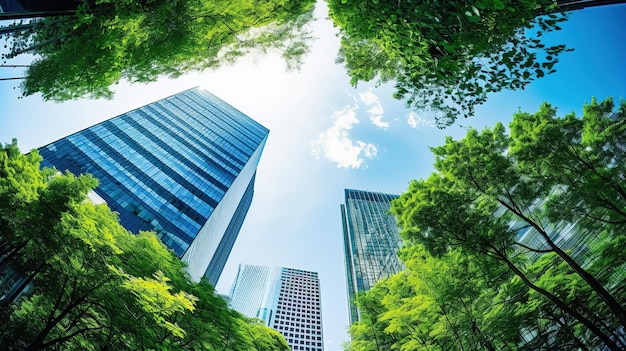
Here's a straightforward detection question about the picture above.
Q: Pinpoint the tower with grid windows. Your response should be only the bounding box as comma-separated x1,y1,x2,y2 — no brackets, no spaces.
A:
228,265,324,351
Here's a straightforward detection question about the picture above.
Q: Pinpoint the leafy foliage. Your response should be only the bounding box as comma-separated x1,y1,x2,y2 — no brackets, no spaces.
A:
1,0,315,101
347,98,626,350
327,0,571,126
0,140,289,350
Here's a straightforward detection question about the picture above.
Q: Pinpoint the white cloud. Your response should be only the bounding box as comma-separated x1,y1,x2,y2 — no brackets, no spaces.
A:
311,106,378,169
407,111,436,129
359,90,389,129
363,143,377,158
358,90,378,105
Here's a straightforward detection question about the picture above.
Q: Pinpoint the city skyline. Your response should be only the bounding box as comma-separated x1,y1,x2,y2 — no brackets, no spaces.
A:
1,3,625,349
38,87,268,284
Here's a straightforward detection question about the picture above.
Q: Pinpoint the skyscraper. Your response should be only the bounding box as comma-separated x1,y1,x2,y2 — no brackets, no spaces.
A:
228,264,278,324
38,87,268,284
228,265,324,351
341,189,403,325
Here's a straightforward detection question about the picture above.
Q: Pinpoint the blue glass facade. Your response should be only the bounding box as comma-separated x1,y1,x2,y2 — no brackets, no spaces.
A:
39,87,268,284
341,189,403,325
228,264,278,323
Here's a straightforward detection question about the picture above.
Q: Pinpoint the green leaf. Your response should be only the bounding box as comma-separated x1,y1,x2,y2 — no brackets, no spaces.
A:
327,0,565,126
492,0,505,10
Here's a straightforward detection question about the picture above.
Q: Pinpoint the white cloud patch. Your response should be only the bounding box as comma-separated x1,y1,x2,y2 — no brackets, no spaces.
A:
358,90,379,105
407,112,436,129
311,106,378,169
359,90,389,129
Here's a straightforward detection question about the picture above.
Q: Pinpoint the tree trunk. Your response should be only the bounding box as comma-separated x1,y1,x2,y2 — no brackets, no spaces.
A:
500,197,626,329
4,260,42,303
497,251,623,351
25,293,89,351
433,296,467,351
0,239,28,268
25,281,104,351
548,309,592,351
551,240,626,327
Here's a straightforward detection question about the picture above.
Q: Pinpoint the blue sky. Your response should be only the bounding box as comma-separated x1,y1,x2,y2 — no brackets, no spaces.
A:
1,3,625,350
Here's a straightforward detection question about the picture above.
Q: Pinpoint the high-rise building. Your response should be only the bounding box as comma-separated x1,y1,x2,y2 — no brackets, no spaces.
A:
0,0,79,15
228,265,324,351
341,189,403,325
228,264,278,324
38,87,269,285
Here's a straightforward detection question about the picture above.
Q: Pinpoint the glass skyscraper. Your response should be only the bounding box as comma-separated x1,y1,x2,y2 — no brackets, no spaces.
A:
38,87,269,285
228,265,324,351
341,189,403,325
228,264,279,324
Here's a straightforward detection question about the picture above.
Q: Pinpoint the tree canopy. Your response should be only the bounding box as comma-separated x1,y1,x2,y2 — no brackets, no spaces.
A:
327,0,573,127
1,0,315,101
0,139,290,351
346,97,626,350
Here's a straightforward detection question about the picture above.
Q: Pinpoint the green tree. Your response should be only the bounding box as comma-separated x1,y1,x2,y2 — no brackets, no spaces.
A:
327,0,587,126
391,98,626,349
0,139,52,303
346,282,396,351
347,241,622,350
245,318,291,351
480,251,608,350
0,167,195,349
1,0,315,101
347,245,553,351
509,98,626,234
0,140,291,351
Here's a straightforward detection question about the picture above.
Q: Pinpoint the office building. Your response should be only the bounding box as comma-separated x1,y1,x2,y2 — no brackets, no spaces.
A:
341,189,403,325
228,264,278,324
38,87,269,284
228,265,324,351
0,0,79,14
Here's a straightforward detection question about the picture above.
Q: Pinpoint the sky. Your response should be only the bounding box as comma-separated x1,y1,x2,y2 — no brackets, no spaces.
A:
1,3,626,350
